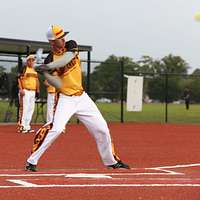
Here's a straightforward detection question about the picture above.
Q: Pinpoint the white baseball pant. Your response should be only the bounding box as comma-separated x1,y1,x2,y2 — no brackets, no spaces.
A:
20,89,36,130
46,93,56,123
27,92,117,166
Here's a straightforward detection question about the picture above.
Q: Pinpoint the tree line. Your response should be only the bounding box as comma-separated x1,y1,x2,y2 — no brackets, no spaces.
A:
88,54,200,103
1,53,200,104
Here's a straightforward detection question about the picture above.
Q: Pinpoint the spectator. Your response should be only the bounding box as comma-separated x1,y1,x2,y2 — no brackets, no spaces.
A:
183,87,190,110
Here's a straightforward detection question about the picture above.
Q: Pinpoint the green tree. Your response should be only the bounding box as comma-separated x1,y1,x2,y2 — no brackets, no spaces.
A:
88,54,190,103
90,55,138,101
0,66,6,73
185,69,200,103
147,54,189,102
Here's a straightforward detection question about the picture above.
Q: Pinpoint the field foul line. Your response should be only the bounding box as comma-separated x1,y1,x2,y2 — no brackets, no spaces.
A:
2,181,200,188
1,163,200,177
145,168,183,175
7,179,37,187
0,172,183,177
145,163,200,175
148,163,200,169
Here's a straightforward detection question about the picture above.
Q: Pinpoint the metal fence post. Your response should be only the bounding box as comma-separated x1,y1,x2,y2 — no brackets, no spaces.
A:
26,45,30,56
17,55,22,121
120,60,124,123
86,51,91,94
165,73,168,123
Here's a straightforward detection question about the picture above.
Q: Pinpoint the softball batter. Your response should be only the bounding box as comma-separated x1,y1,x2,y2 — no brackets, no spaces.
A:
25,25,129,171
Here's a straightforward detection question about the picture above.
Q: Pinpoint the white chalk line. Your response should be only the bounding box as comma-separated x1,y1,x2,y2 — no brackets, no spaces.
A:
18,177,200,181
1,163,200,181
0,172,184,177
2,183,200,188
1,163,200,172
7,179,37,187
145,163,200,175
0,163,199,188
65,174,112,178
148,163,200,169
146,168,183,175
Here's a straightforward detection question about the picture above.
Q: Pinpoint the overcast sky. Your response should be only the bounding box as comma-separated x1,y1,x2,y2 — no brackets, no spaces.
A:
0,0,200,73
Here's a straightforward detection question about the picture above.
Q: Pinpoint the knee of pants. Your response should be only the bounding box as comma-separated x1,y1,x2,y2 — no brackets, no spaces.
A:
51,123,65,134
92,125,111,143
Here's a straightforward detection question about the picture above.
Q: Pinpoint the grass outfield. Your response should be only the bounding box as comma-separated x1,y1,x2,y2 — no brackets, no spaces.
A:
97,103,200,124
0,100,199,124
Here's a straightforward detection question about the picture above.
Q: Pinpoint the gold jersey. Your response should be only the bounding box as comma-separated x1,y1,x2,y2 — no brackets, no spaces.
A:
54,53,83,96
19,66,39,90
47,84,56,93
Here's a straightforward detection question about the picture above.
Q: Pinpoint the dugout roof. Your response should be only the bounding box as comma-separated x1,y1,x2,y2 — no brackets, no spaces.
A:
0,37,92,55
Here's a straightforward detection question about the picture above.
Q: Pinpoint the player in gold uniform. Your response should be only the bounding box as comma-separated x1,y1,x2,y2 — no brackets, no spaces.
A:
25,25,129,171
18,55,40,133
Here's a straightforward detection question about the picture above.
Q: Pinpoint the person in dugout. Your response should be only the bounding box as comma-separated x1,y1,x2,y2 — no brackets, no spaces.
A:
18,55,40,133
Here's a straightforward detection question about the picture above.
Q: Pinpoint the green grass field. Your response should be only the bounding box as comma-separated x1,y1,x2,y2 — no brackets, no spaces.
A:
97,103,200,124
0,100,199,124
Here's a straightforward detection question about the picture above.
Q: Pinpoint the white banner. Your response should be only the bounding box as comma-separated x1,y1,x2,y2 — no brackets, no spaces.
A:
126,76,143,112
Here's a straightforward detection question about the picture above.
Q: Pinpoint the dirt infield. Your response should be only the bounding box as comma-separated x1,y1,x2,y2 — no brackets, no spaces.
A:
0,123,200,199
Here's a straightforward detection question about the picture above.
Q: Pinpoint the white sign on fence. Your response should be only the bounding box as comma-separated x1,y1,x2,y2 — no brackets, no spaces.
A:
126,76,143,112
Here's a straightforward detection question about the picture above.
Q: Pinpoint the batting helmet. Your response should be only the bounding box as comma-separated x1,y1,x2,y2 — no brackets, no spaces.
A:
46,25,69,40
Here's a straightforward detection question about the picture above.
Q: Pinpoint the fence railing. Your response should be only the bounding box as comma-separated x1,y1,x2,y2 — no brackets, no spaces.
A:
0,59,200,124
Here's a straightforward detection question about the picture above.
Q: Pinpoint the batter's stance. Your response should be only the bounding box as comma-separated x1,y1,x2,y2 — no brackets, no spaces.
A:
25,25,130,171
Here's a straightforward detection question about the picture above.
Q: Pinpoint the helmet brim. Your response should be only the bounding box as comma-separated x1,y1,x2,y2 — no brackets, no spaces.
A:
57,32,69,39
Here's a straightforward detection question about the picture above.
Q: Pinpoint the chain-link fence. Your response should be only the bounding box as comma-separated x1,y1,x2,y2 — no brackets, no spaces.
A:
0,58,200,124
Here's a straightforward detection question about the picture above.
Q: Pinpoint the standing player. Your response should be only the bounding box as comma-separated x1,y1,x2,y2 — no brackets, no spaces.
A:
25,25,129,171
18,55,40,133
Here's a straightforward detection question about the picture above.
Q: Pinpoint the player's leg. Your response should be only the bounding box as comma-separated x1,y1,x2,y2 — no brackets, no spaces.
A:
75,93,129,168
26,94,76,169
25,91,36,131
186,100,189,110
21,90,31,131
46,93,56,123
17,93,24,131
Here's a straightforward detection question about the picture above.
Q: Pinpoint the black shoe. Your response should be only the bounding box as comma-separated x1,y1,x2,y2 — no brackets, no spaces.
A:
25,162,37,172
27,129,35,133
107,161,130,169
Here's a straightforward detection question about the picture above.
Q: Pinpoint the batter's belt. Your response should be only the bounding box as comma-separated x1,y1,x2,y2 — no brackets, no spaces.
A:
24,88,36,91
68,90,83,96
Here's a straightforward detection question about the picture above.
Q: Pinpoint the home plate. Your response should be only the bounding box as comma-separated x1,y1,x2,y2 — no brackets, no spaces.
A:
65,173,112,179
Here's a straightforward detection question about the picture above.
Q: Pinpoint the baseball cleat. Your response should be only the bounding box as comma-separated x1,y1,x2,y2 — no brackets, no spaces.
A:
107,161,130,169
25,162,37,172
27,129,35,133
20,128,35,134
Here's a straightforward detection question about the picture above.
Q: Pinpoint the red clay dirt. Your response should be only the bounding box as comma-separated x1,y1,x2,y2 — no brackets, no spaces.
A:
0,123,200,200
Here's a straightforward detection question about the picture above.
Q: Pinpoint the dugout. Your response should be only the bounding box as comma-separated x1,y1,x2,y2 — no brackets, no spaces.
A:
0,37,92,80
0,37,92,122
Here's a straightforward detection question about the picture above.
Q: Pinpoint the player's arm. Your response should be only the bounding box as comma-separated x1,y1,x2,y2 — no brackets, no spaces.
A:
44,79,50,87
34,40,78,72
18,74,23,90
18,75,25,96
47,40,78,70
43,72,62,89
46,52,77,70
34,52,77,72
43,54,61,89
